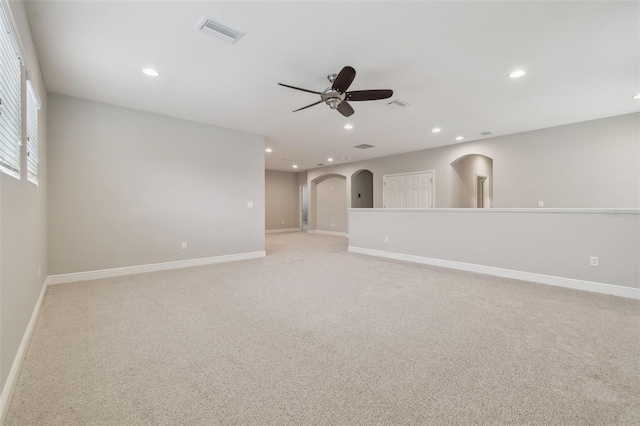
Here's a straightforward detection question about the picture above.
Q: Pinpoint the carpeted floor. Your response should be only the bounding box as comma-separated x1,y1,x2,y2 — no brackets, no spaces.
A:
5,232,640,425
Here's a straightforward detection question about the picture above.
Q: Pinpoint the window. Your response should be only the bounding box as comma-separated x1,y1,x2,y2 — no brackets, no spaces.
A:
0,2,23,178
26,77,40,184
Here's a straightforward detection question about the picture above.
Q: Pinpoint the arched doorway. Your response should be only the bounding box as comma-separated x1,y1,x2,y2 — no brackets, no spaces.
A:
351,169,374,208
309,174,348,235
450,154,494,208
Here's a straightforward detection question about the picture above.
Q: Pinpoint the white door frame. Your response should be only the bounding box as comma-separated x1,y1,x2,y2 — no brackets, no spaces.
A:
299,184,308,231
475,173,489,208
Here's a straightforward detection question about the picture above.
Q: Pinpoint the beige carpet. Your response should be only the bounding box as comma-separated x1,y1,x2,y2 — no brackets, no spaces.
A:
6,232,640,425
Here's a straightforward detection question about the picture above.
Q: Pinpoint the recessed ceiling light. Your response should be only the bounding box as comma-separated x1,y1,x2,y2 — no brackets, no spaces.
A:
142,68,160,77
508,70,526,78
455,136,464,141
327,158,334,162
633,93,640,99
292,164,298,169
344,124,353,130
432,128,441,133
265,148,272,153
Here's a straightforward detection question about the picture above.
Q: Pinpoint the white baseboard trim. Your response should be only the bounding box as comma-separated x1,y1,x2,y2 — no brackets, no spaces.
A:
46,251,267,285
348,246,640,300
308,230,348,237
265,228,300,234
0,279,48,424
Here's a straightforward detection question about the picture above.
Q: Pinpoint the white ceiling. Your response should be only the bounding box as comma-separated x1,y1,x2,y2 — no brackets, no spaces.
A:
24,1,640,171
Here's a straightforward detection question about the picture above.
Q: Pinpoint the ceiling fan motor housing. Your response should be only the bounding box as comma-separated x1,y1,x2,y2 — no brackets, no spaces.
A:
321,88,345,109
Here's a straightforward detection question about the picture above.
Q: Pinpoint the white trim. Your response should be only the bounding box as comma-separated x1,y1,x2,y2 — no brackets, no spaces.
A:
382,169,435,178
0,279,48,424
299,184,308,231
348,246,640,300
308,230,348,237
26,76,41,109
475,173,489,209
266,228,300,234
348,207,640,214
47,251,266,285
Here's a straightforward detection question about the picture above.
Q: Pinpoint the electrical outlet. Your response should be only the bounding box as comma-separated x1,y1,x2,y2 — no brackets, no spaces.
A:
181,242,187,250
281,221,284,225
538,201,544,207
247,201,254,208
384,236,389,243
590,256,599,267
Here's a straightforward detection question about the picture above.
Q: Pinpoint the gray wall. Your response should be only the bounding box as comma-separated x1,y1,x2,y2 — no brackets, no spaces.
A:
265,170,299,230
314,175,348,233
352,170,374,208
349,209,640,289
307,113,640,211
1,0,48,394
48,94,265,275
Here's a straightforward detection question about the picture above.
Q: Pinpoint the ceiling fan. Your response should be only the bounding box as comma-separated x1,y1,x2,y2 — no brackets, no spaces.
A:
278,66,393,117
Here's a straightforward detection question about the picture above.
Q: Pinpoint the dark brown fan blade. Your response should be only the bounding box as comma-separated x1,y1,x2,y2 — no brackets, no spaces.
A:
278,83,322,95
337,101,354,117
332,66,356,93
346,89,393,101
292,100,323,112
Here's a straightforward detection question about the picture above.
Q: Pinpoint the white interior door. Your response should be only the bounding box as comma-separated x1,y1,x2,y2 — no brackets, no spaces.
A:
384,171,434,208
384,175,406,208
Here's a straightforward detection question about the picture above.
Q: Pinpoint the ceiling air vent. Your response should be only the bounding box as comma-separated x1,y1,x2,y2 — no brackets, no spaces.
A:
197,16,245,44
387,99,410,108
317,163,325,166
354,144,375,150
480,131,493,136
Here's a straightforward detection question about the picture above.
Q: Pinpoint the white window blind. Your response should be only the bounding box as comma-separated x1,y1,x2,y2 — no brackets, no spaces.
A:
26,78,39,184
0,2,22,178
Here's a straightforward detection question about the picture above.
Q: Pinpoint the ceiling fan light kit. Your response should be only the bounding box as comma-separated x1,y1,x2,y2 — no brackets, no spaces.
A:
278,66,393,117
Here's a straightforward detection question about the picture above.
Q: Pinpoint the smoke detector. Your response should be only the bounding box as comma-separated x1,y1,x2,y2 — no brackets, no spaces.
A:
197,16,245,44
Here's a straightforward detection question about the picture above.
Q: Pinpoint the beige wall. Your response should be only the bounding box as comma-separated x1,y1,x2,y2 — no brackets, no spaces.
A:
296,171,307,187
349,209,640,290
265,170,299,230
306,113,640,211
314,175,348,233
1,0,48,393
48,94,265,275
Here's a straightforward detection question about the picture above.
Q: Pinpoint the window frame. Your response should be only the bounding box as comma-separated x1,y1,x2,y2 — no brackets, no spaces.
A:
26,75,40,185
0,0,24,179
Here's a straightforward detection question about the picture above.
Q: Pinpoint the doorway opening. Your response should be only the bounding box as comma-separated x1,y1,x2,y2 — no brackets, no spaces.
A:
300,185,308,231
351,169,374,208
476,175,487,208
450,154,493,208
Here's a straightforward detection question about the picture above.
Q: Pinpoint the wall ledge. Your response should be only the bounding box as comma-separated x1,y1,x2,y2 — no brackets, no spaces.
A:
47,251,266,285
308,230,348,237
348,246,640,300
348,208,640,214
266,228,300,234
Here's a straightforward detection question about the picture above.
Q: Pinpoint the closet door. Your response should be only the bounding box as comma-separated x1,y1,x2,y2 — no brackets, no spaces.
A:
383,171,434,208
